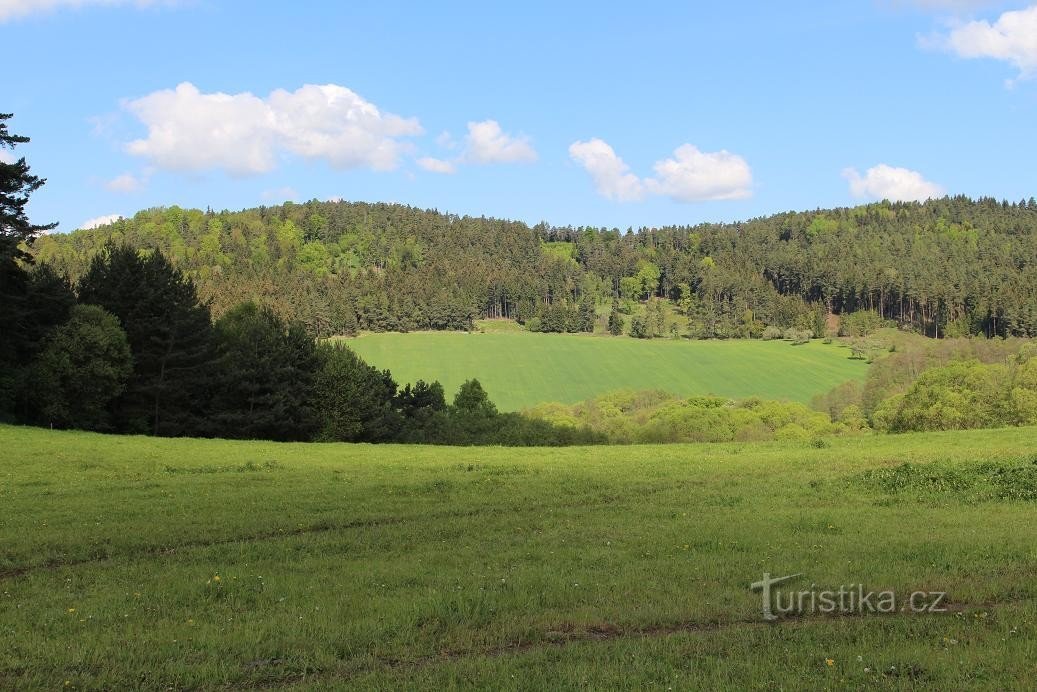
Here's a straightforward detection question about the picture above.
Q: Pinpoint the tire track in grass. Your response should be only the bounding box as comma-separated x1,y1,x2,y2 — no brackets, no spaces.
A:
0,481,679,581
250,595,1033,689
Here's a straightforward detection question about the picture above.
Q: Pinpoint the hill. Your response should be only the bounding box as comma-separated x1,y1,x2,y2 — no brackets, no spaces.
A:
344,331,866,410
31,195,1037,339
2,424,1035,688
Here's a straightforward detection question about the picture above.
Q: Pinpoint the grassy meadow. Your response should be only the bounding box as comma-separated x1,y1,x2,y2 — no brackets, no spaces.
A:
343,331,866,410
2,423,1036,689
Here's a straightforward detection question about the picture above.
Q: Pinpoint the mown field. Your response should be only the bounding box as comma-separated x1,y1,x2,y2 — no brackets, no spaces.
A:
2,424,1036,689
343,332,866,410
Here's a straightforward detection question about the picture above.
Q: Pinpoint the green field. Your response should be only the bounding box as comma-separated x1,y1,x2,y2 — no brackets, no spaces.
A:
344,332,867,410
2,424,1036,689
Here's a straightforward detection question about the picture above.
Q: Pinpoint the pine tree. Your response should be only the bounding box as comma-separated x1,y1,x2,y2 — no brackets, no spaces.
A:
208,302,319,441
78,244,215,436
608,299,624,336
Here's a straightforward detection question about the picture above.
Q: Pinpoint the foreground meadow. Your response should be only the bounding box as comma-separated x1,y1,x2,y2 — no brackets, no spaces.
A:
1,424,1036,689
344,332,866,410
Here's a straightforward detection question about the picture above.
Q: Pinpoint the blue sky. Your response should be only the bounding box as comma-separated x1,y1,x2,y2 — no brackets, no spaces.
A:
3,0,1036,232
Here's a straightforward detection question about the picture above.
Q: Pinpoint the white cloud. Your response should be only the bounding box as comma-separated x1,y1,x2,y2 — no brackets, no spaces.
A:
842,164,945,201
0,149,15,164
645,144,753,202
568,139,645,201
261,186,298,201
79,213,123,230
0,0,175,23
928,5,1037,81
123,82,423,176
569,138,753,203
462,120,537,164
416,156,456,174
104,171,146,193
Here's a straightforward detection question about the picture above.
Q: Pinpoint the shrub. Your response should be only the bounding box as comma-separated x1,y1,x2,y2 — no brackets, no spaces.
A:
762,326,784,340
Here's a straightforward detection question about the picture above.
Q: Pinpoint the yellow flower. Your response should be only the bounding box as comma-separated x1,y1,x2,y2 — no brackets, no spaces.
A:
213,575,221,582
67,608,75,613
825,658,835,667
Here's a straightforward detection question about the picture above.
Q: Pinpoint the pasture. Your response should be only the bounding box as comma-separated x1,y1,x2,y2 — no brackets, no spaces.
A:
2,424,1035,689
343,331,866,410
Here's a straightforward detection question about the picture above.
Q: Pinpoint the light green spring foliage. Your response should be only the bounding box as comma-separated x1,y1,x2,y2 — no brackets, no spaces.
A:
525,391,843,444
873,354,1037,432
1,424,1035,688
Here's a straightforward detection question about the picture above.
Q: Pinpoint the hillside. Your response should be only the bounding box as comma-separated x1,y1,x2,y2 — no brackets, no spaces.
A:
31,196,1037,339
344,331,866,410
2,424,1035,687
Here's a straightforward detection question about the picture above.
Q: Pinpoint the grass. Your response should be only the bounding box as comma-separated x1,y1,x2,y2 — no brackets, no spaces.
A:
342,332,867,410
2,424,1036,689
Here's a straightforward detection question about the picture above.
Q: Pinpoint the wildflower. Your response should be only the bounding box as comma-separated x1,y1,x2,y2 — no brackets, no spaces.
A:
213,575,221,583
825,658,835,667
67,608,75,613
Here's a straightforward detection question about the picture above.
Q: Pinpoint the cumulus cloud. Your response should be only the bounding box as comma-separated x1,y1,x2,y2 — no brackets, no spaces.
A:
842,164,945,201
0,0,175,22
79,213,123,230
104,171,147,193
462,120,537,164
123,82,423,176
645,144,753,202
567,139,645,201
416,156,456,174
569,138,753,203
926,5,1037,81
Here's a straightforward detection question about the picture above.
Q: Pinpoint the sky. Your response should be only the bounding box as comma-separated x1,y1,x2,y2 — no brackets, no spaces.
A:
3,0,1037,232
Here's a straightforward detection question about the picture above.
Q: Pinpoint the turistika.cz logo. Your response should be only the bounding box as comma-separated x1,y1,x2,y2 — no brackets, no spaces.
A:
750,573,948,621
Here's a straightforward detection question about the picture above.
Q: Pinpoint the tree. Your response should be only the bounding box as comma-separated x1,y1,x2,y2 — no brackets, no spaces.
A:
608,299,624,336
0,264,75,418
30,305,132,430
1,113,56,259
395,379,447,441
0,115,60,418
77,244,215,436
313,342,400,442
453,378,497,417
209,302,319,441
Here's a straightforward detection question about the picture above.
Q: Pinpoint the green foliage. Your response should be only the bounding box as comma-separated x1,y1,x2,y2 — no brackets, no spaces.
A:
314,342,400,442
526,390,842,444
0,115,63,418
0,113,57,256
873,359,1034,433
77,244,215,436
209,302,319,441
838,310,887,338
29,304,132,430
29,196,1037,340
453,378,497,417
607,299,624,336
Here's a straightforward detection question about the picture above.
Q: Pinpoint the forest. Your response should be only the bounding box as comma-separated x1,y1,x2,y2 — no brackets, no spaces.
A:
4,113,1037,445
29,194,1037,340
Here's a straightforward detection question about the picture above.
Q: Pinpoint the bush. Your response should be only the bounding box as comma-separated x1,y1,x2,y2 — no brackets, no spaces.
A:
838,310,887,338
762,326,784,340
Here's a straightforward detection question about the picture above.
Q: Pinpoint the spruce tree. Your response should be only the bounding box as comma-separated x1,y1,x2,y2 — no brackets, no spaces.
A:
78,244,215,436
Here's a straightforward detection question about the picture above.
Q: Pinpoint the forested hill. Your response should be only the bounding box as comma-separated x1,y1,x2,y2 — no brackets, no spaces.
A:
32,195,1037,338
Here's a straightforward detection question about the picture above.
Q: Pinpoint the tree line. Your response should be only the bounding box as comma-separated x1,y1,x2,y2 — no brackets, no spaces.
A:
30,195,1037,340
